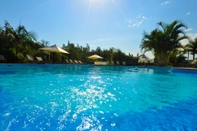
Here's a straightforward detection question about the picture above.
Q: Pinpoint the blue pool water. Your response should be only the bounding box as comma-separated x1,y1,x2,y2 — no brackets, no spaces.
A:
0,64,197,131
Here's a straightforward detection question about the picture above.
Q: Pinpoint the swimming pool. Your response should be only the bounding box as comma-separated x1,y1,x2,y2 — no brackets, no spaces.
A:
0,64,197,130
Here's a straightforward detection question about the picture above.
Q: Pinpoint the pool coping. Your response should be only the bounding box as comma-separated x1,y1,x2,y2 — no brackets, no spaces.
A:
1,63,197,70
173,67,197,70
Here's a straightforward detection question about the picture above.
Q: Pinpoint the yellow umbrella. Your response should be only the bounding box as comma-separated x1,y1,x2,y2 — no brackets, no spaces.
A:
39,44,69,59
88,54,103,60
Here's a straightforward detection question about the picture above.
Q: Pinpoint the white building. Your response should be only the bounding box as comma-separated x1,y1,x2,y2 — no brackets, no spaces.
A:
138,54,154,64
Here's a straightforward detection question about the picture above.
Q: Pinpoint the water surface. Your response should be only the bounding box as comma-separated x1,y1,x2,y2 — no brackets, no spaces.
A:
0,64,197,130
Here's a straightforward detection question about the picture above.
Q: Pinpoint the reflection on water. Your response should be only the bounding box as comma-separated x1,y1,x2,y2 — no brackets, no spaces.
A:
0,64,197,130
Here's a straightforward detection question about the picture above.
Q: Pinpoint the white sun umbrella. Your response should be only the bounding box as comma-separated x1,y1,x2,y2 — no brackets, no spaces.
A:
88,54,103,60
191,59,197,64
138,54,150,63
39,44,69,60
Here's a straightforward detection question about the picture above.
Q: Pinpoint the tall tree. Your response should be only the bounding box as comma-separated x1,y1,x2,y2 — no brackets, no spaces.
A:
140,20,188,65
40,39,49,47
187,37,197,60
2,20,37,62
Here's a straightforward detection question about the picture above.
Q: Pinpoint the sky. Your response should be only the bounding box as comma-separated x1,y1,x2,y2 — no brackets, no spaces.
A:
0,0,197,59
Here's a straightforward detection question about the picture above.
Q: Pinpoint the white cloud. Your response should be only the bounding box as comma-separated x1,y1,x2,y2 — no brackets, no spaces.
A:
185,28,193,32
106,38,111,41
97,38,111,41
180,33,197,45
126,14,147,27
132,20,143,27
115,21,122,28
115,22,119,26
97,39,103,41
180,39,189,45
188,33,197,40
161,1,169,5
186,12,190,15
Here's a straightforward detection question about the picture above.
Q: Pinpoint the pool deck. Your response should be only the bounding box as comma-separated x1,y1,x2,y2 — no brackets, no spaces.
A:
173,67,197,70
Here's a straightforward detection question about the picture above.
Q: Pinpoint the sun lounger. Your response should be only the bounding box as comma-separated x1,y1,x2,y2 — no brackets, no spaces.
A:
36,56,47,64
116,61,120,65
122,61,126,65
78,60,83,64
74,60,78,64
94,61,108,65
0,55,6,62
26,54,35,61
111,61,114,65
65,59,69,63
27,54,44,63
69,59,74,64
36,57,43,62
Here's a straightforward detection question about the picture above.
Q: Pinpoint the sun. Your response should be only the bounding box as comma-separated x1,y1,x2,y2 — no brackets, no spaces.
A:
88,0,105,7
89,0,104,3
79,0,126,21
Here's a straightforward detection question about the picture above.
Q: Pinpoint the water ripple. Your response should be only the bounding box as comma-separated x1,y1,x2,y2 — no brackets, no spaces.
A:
0,65,197,130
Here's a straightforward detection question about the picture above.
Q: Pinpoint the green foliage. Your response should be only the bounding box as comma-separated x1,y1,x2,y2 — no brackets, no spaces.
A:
17,53,24,62
0,20,136,64
9,48,16,55
140,20,188,66
186,37,197,60
168,48,187,66
0,20,38,62
113,49,126,61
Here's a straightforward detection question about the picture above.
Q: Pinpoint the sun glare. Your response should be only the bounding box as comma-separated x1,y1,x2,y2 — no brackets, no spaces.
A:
79,0,127,25
87,0,126,17
89,0,104,3
88,0,105,7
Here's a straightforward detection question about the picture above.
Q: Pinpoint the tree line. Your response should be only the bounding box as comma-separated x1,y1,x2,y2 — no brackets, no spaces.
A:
140,20,197,66
1,20,197,66
0,20,137,64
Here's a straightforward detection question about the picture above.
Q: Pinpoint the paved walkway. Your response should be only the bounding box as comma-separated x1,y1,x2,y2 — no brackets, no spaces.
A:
173,67,197,70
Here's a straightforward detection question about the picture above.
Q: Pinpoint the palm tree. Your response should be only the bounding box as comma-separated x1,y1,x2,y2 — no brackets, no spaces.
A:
140,20,188,65
141,29,164,64
181,45,190,60
0,26,5,51
40,39,49,47
14,24,36,53
3,21,37,61
187,37,197,60
4,21,15,45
